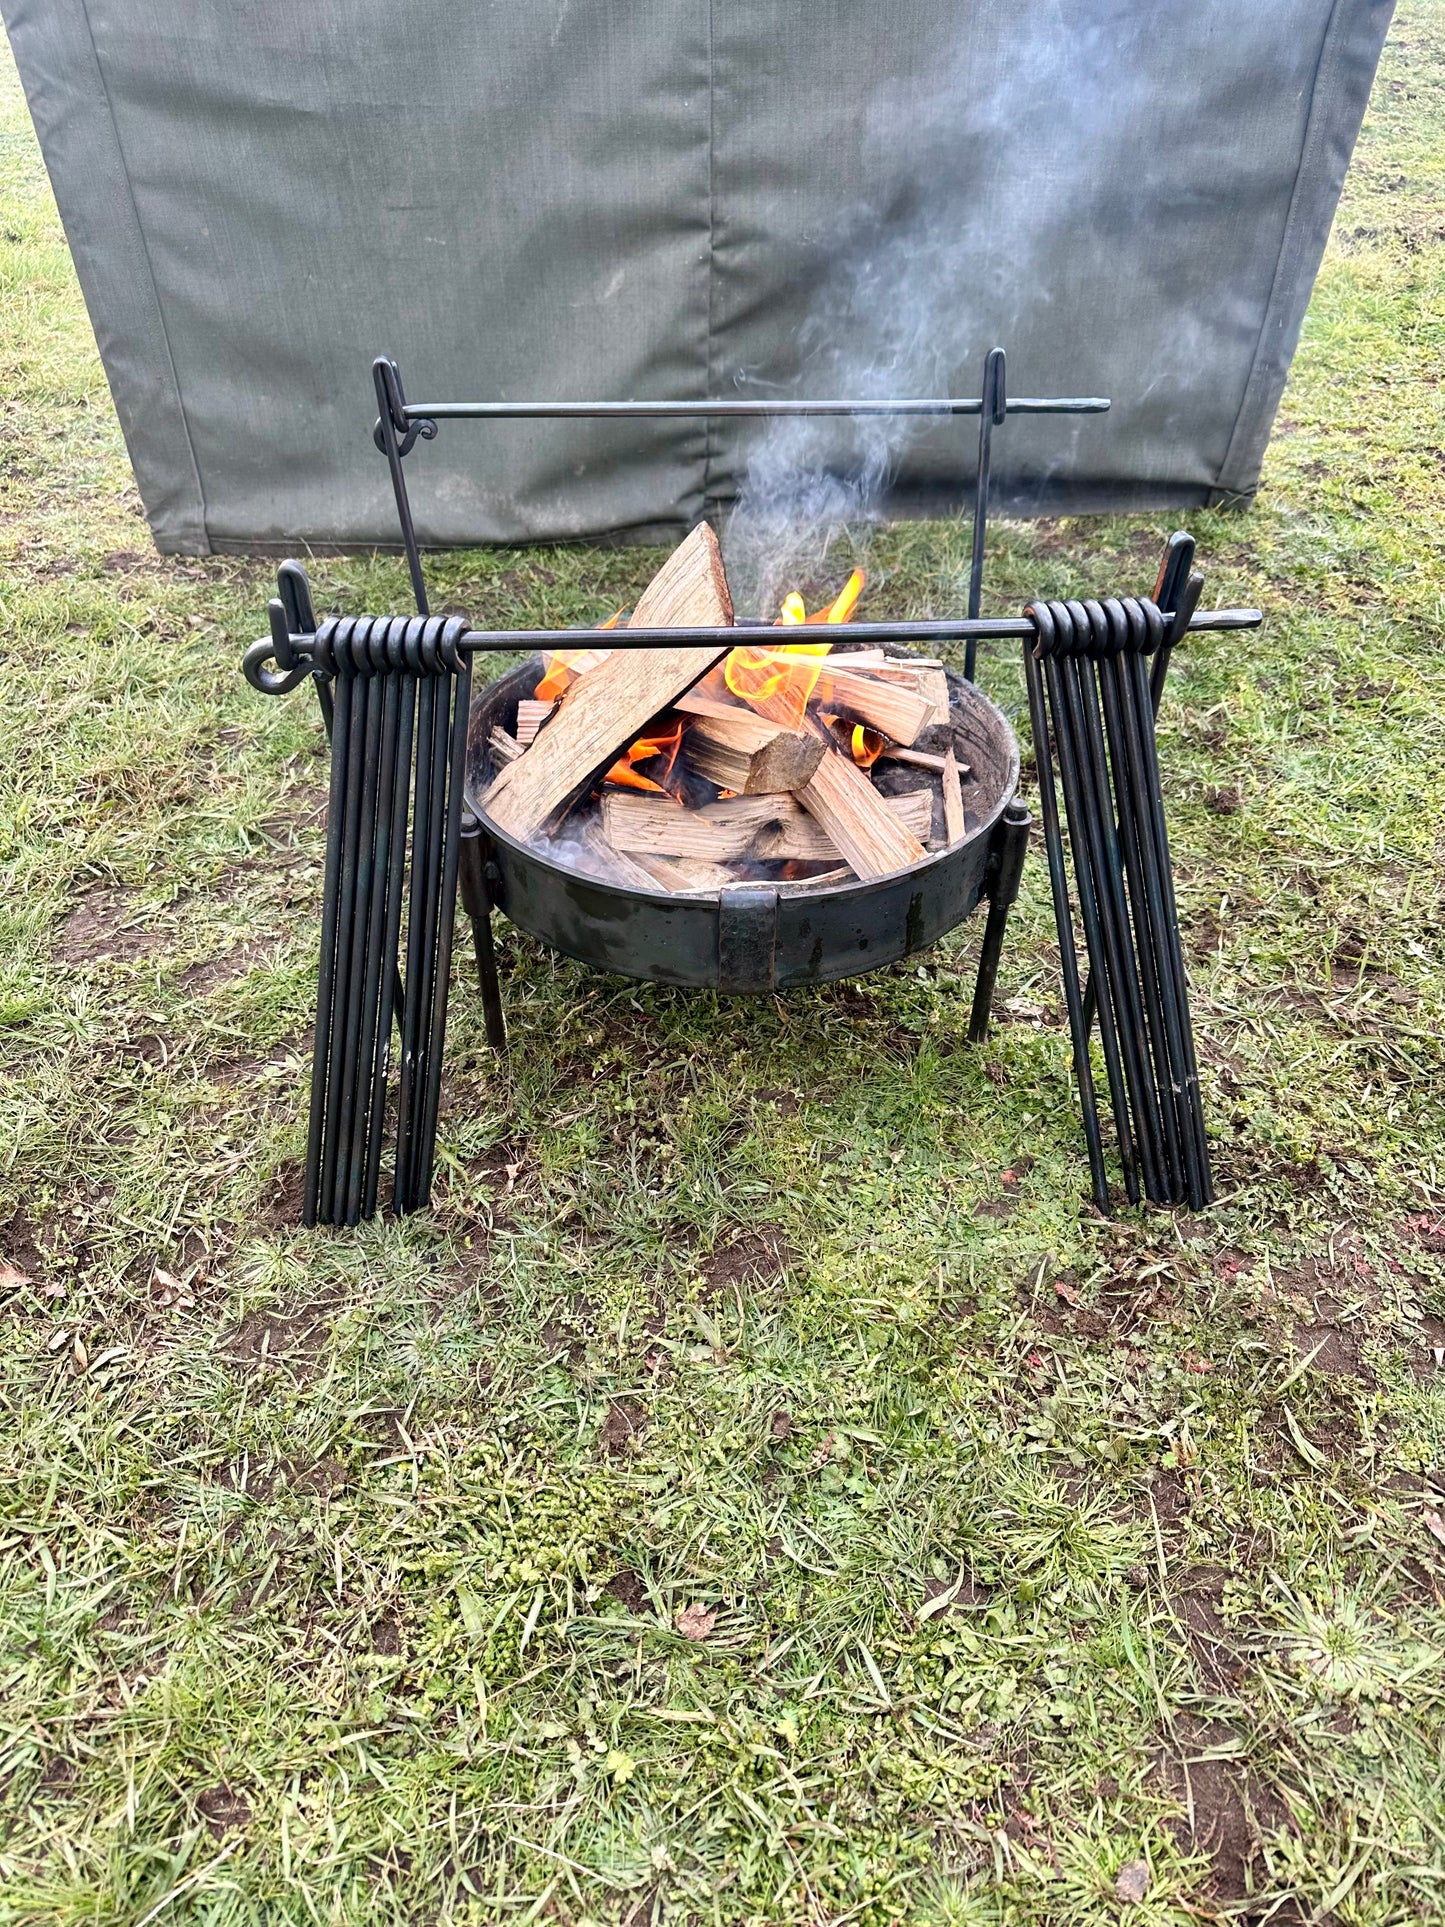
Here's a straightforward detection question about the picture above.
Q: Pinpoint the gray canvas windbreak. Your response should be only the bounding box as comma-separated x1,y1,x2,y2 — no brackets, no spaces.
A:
4,0,1393,556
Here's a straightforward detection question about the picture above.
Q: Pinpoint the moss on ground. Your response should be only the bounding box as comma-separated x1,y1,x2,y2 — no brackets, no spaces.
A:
1,9,1443,1924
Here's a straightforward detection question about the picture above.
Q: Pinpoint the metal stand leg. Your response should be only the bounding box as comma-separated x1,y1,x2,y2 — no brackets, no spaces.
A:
968,799,1031,1043
458,813,507,1054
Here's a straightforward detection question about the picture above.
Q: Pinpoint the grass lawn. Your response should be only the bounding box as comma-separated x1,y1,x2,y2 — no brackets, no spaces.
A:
2,9,1444,1924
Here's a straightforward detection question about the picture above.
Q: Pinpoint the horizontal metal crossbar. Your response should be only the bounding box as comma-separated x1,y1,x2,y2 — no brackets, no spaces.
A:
396,396,1111,422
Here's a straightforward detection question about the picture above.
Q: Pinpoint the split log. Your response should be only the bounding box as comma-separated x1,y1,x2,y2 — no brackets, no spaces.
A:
862,660,952,714
879,744,971,777
809,665,936,744
941,747,966,846
602,787,930,867
797,749,929,878
576,818,664,893
684,711,825,795
674,687,758,723
482,523,733,838
488,725,523,766
515,699,555,746
629,852,740,895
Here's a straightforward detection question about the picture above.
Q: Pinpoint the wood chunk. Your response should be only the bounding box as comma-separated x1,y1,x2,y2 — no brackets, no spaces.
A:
630,852,740,895
797,750,928,878
629,520,734,629
515,698,555,746
488,724,523,766
941,746,966,846
674,687,756,722
878,744,971,777
864,660,952,714
482,524,733,838
576,817,665,892
810,666,934,745
684,711,825,795
601,787,930,867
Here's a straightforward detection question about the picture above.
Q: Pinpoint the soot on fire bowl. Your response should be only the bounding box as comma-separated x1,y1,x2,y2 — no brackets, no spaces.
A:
464,656,1021,995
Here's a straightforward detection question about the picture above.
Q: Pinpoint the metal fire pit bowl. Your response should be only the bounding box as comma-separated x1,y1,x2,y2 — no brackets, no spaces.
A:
463,658,1022,995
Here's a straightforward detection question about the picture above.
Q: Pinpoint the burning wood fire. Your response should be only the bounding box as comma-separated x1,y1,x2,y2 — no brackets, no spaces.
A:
479,523,975,893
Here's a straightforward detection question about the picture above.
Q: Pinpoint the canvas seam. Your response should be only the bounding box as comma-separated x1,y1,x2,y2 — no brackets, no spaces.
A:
76,0,209,547
1212,0,1348,499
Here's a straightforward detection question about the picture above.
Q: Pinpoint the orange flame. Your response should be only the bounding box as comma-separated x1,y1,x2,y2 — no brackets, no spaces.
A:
807,568,865,624
723,571,865,727
819,712,883,768
603,717,685,796
725,641,832,728
536,645,612,704
850,723,883,767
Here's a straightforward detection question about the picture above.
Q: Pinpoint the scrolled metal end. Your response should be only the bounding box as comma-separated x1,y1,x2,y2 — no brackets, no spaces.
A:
242,633,312,696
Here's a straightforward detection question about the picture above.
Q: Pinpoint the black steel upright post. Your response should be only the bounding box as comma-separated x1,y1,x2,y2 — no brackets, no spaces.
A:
965,347,1007,683
967,798,1032,1044
372,357,435,618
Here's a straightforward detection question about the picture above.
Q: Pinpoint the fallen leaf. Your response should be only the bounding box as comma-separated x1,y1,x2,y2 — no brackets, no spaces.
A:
0,1262,31,1293
1425,1511,1445,1550
47,1327,71,1354
1053,1277,1081,1307
675,1602,716,1642
71,1334,89,1374
504,1161,521,1192
1115,1860,1149,1904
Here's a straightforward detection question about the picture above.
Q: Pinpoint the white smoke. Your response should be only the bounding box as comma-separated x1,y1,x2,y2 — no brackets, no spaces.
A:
722,0,1160,615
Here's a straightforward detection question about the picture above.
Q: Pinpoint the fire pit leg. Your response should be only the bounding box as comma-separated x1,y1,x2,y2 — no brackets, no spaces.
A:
967,800,1031,1043
458,813,507,1054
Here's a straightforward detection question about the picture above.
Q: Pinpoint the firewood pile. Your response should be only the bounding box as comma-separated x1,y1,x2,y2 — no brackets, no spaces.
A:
479,523,977,894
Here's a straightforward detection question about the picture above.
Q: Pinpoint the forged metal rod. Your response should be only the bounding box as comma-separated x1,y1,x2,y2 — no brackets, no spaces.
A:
395,668,439,1211
363,649,419,1221
1040,607,1142,1205
247,609,1263,690
1023,605,1110,1213
1127,622,1213,1209
1099,598,1186,1204
1063,599,1165,1202
406,663,454,1208
415,657,475,1208
302,631,353,1228
319,640,372,1221
967,348,1008,652
388,396,1111,421
343,633,401,1225
333,626,386,1223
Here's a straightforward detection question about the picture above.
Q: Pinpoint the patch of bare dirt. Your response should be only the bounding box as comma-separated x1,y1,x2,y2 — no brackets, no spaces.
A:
1157,1714,1291,1905
370,1611,403,1656
698,1225,799,1300
1411,1316,1445,1381
599,1398,646,1456
1291,1319,1374,1384
604,1568,648,1613
55,888,168,965
261,1160,307,1231
1172,1567,1247,1688
223,1294,340,1381
195,1783,252,1837
177,942,269,996
920,1572,989,1617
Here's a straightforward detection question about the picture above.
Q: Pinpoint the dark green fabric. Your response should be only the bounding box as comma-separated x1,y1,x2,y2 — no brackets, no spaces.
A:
3,0,1393,555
